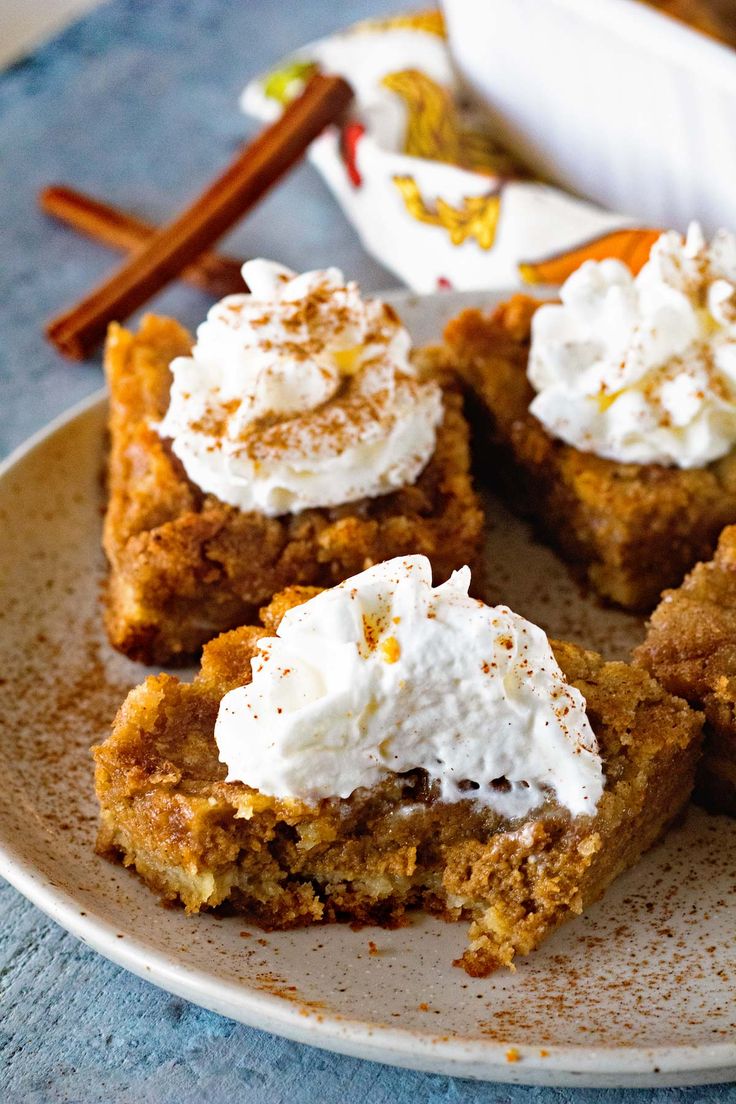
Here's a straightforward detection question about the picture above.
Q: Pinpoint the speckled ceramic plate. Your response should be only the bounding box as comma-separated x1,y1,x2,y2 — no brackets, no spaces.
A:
1,291,735,1089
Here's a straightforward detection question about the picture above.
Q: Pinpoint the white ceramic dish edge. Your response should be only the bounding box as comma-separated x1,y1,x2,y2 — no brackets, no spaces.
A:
1,291,735,1087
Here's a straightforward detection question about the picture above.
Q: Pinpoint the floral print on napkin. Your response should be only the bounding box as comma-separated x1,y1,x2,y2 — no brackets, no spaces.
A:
243,10,658,292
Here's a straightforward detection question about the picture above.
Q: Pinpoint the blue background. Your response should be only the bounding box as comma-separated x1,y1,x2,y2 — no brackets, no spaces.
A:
1,1,734,1099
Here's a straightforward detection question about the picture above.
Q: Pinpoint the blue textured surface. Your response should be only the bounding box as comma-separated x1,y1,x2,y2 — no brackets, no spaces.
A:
1,1,735,1100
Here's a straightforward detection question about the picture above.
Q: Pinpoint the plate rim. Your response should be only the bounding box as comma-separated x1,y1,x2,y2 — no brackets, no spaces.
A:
1,291,735,1087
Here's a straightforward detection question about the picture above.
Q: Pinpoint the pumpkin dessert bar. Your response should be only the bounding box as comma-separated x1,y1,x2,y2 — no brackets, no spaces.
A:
103,314,482,665
444,295,736,611
94,573,701,976
636,524,736,815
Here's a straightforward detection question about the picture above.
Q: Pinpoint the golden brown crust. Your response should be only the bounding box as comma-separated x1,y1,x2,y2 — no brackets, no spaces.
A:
444,295,736,611
636,524,736,815
103,316,484,664
93,588,702,976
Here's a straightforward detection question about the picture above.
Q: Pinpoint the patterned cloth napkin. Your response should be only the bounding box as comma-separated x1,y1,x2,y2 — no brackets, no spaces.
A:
243,9,660,292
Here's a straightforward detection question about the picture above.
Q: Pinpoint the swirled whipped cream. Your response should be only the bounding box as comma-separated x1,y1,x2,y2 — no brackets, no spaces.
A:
215,556,603,819
157,260,442,514
528,224,736,467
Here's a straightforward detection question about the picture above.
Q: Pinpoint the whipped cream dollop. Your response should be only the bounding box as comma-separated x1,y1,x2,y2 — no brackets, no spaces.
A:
215,556,604,820
157,260,442,515
528,224,736,467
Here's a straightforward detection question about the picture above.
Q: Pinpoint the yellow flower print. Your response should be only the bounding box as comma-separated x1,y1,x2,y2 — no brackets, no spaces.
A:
393,175,501,250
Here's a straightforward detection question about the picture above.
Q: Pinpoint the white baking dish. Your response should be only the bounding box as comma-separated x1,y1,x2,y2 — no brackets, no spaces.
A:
442,0,736,233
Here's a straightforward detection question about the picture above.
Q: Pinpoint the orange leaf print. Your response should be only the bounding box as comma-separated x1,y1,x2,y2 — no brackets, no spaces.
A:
519,228,662,285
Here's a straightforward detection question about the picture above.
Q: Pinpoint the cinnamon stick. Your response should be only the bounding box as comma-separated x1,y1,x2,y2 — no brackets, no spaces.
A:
40,185,246,298
46,73,353,359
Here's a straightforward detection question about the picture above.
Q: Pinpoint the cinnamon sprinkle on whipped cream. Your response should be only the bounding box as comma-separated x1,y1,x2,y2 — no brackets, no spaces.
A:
215,556,604,819
528,224,736,468
157,260,442,514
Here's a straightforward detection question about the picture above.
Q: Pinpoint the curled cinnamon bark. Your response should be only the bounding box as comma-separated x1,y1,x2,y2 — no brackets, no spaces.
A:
40,185,246,298
46,73,353,360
